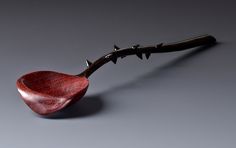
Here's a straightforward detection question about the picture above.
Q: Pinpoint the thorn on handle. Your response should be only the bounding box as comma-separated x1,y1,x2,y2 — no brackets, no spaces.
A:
111,45,120,64
86,59,93,67
132,44,143,59
114,45,120,51
145,52,151,59
132,44,140,49
156,43,163,48
136,52,143,59
111,56,117,64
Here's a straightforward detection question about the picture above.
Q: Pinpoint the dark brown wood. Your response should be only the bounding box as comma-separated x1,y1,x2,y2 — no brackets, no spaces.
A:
79,34,216,78
16,71,89,115
16,34,216,115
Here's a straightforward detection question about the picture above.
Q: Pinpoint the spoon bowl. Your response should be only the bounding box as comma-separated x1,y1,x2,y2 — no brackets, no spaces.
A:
16,71,89,115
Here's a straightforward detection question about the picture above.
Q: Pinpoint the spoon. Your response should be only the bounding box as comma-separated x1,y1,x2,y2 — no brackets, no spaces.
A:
16,35,216,115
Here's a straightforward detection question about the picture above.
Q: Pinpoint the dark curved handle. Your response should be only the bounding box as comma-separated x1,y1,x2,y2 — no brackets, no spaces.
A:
79,34,216,78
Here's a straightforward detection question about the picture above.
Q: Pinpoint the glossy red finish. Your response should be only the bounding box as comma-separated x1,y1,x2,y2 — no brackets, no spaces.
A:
16,71,89,115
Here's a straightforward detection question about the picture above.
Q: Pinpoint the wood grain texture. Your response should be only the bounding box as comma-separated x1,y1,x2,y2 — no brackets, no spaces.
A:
16,71,89,115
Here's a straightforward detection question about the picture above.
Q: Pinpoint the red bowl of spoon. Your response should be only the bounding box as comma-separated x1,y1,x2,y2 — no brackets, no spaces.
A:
17,71,89,115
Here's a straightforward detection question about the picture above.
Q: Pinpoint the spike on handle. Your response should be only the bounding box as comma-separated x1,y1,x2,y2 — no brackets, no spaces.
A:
86,59,92,67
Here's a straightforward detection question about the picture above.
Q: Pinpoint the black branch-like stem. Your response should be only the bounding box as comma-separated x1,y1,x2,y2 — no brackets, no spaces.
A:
78,34,216,78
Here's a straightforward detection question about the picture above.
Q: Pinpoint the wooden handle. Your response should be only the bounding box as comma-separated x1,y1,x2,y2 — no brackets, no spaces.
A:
78,34,216,78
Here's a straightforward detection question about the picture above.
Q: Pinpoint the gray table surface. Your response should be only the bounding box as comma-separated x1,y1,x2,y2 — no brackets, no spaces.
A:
0,0,235,147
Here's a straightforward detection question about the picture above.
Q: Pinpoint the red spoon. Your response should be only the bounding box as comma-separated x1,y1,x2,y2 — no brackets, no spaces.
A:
16,35,216,115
